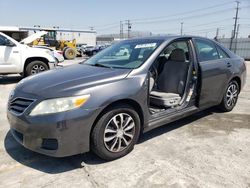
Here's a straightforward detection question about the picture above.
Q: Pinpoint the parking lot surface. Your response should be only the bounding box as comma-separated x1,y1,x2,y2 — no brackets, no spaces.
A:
0,59,249,188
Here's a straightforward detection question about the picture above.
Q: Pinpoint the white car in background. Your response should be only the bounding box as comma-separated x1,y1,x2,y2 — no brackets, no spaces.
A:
33,46,64,63
0,32,56,76
20,32,64,63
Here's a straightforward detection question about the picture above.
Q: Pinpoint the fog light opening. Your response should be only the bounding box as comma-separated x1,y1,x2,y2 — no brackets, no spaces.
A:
41,138,58,150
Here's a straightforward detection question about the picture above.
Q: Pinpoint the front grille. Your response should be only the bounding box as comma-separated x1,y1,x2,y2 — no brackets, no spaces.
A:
9,98,35,115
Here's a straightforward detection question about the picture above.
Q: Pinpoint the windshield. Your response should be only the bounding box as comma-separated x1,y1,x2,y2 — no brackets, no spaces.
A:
84,39,163,69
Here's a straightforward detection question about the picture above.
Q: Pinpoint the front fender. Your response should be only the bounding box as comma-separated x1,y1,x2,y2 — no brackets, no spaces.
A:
22,46,56,63
83,73,149,124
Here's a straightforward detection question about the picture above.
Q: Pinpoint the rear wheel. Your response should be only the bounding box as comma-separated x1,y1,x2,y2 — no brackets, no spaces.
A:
25,60,48,77
219,80,239,112
91,105,141,161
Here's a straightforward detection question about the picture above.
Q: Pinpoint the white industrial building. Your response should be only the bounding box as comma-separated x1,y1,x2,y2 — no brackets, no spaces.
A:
0,26,96,46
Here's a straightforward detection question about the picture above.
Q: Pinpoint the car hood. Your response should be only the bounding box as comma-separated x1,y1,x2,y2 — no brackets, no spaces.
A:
15,64,131,98
20,31,48,44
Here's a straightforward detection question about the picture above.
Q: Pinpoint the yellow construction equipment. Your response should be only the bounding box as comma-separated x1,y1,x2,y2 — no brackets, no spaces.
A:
32,30,79,59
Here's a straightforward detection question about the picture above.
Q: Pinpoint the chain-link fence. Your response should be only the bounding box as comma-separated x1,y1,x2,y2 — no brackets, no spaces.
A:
217,38,250,60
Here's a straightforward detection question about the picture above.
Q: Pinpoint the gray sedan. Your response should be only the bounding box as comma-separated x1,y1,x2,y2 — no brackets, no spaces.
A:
7,36,246,160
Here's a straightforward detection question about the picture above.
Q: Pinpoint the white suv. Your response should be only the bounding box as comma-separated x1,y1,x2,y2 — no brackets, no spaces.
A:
0,32,56,76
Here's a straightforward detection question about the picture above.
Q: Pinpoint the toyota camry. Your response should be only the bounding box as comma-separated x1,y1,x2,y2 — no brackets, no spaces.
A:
7,36,246,160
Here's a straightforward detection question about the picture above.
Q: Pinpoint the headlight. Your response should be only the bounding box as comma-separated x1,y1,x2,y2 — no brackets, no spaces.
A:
29,95,90,116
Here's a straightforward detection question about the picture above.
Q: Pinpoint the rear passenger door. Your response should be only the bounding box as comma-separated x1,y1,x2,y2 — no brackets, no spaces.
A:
193,38,231,108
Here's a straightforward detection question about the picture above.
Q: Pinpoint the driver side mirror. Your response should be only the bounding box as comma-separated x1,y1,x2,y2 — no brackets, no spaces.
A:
4,39,16,47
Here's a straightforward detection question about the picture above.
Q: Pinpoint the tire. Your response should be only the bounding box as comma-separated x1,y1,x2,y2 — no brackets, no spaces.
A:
80,50,84,57
25,60,49,77
63,48,76,60
219,80,239,112
91,105,141,161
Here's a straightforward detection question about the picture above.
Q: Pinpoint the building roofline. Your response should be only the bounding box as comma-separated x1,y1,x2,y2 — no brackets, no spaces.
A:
20,27,96,33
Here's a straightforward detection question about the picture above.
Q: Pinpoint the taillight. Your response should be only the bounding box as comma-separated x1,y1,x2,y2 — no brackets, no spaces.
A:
57,51,63,55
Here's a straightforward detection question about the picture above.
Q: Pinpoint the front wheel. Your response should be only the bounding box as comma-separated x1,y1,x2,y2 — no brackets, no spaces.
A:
63,48,76,59
219,80,239,112
25,60,49,77
91,105,141,161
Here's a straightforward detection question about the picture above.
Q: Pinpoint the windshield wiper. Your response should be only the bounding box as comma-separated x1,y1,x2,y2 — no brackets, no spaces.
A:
93,63,113,68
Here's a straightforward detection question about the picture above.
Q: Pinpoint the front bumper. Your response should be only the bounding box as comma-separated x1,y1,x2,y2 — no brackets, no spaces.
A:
7,107,100,157
48,61,58,70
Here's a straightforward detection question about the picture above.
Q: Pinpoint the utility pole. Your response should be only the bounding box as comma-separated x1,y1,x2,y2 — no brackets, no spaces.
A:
180,22,184,35
215,28,219,41
120,21,124,39
236,24,240,40
230,1,240,50
125,20,132,39
235,24,240,53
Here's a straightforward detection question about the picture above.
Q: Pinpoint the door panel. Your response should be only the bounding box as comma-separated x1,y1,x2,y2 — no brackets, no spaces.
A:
194,38,231,108
0,46,21,73
198,59,231,107
0,34,21,73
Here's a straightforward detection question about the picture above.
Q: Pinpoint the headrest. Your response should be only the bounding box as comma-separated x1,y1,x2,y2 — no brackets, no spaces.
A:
169,49,186,62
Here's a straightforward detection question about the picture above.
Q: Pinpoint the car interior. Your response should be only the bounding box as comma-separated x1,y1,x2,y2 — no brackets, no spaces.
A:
148,40,194,114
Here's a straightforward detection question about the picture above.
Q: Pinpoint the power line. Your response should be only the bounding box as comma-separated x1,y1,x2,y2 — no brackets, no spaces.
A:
133,7,235,25
93,1,236,30
96,3,249,35
139,18,232,33
185,18,232,28
97,25,120,31
185,25,233,34
130,1,235,22
93,22,119,29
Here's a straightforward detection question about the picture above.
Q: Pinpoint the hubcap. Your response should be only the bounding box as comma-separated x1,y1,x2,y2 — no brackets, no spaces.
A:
226,83,238,107
31,64,46,75
104,113,135,153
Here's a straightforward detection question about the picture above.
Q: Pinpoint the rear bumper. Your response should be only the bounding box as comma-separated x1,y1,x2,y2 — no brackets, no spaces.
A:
7,107,100,157
242,62,247,90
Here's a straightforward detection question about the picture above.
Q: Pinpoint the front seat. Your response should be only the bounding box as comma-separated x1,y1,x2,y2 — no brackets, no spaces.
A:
150,49,190,107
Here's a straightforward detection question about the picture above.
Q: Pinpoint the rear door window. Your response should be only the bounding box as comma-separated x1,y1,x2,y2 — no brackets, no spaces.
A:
194,39,219,62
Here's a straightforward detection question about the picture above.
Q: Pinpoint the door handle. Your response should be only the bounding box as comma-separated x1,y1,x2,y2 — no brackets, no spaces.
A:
13,51,19,53
227,62,232,68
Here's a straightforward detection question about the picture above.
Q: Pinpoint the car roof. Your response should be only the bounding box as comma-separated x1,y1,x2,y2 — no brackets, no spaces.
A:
125,35,212,42
130,35,237,58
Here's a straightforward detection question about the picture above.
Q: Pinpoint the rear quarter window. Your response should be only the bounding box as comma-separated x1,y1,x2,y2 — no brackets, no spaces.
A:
216,45,230,59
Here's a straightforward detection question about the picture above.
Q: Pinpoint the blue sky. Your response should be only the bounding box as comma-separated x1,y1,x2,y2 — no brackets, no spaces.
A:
0,0,249,38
